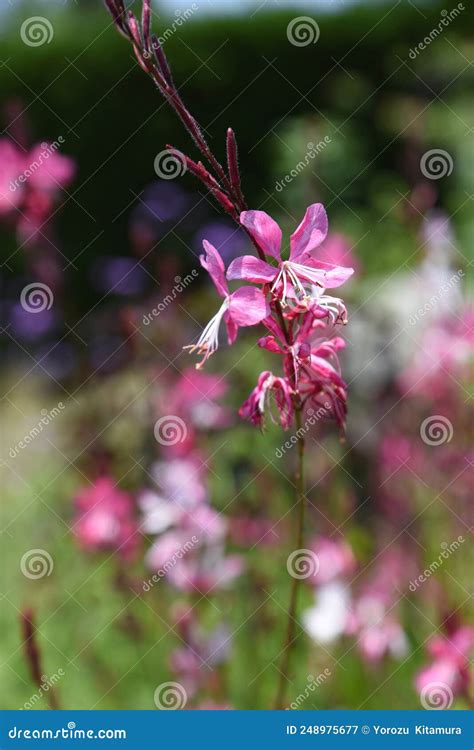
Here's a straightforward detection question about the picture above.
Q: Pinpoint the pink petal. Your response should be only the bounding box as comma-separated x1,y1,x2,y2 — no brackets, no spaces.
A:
290,203,328,261
240,210,282,260
311,355,346,387
228,287,270,327
295,258,354,289
224,312,238,345
227,255,276,284
318,266,354,288
200,239,228,297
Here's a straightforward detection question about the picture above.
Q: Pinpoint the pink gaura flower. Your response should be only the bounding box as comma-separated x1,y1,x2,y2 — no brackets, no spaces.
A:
427,626,474,665
73,476,138,559
26,143,75,194
150,457,207,508
415,625,474,701
185,240,269,367
0,139,25,214
415,659,462,697
164,368,230,431
168,553,243,594
227,204,354,305
239,370,294,429
345,592,409,662
259,311,348,430
307,536,356,586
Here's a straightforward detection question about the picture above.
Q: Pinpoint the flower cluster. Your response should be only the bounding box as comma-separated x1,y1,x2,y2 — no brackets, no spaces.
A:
140,369,243,594
303,539,409,663
415,624,474,704
0,136,75,245
186,204,353,433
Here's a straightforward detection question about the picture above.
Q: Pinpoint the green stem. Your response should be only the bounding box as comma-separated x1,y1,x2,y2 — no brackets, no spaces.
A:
274,406,306,709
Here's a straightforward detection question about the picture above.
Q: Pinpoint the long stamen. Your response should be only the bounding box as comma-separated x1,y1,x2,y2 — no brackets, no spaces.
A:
286,263,307,299
270,266,284,295
183,298,229,368
288,260,327,287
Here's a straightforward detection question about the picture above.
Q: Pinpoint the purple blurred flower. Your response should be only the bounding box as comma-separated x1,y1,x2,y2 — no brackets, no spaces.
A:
193,220,248,264
9,302,56,339
91,257,147,296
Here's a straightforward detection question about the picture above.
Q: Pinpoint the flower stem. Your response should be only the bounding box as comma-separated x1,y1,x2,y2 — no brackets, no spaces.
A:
274,405,306,709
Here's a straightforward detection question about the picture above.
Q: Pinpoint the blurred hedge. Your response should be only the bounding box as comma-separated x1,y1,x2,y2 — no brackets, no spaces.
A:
1,0,473,312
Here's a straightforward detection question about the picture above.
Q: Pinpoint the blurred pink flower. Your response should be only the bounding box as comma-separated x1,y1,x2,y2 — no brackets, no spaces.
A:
26,143,75,193
0,137,76,247
145,529,189,571
73,477,138,559
415,659,461,696
415,625,474,701
143,486,243,594
151,457,207,508
399,308,473,396
308,536,356,586
347,594,408,662
0,139,25,214
170,612,233,698
168,553,243,594
428,626,474,664
165,368,230,431
317,232,360,274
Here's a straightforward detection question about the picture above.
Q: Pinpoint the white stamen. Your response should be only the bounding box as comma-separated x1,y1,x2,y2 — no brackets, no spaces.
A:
271,261,308,305
184,298,229,367
288,260,328,287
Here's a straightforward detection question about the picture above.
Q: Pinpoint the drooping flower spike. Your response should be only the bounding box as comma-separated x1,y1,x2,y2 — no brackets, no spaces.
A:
239,371,294,430
184,240,269,368
227,204,354,306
